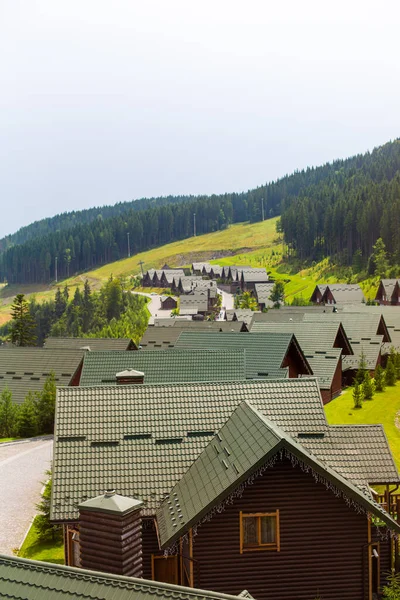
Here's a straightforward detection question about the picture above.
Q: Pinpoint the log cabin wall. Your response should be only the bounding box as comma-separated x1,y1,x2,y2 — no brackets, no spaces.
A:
79,508,142,577
142,518,162,580
191,456,369,600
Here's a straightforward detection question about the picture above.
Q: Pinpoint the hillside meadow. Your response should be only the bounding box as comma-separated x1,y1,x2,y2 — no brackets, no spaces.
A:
0,217,380,324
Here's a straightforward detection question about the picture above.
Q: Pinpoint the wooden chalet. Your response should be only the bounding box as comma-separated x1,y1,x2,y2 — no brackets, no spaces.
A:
179,293,209,316
250,319,353,403
375,279,400,305
160,270,185,288
173,331,313,379
253,283,274,310
191,262,211,276
139,321,249,350
302,312,390,382
320,284,366,305
0,554,249,600
240,269,269,291
309,284,328,304
142,269,156,287
157,401,400,600
0,347,84,404
160,296,178,310
51,379,400,600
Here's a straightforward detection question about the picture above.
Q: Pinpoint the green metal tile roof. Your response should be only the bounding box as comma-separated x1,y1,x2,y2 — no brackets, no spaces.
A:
250,323,345,389
322,284,366,304
0,348,83,405
0,554,250,600
44,337,136,351
302,313,385,370
157,402,400,548
174,331,308,379
79,349,247,386
51,379,326,522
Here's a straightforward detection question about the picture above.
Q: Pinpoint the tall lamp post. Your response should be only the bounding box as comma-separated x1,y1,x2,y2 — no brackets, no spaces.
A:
127,232,131,258
55,256,58,283
193,213,196,237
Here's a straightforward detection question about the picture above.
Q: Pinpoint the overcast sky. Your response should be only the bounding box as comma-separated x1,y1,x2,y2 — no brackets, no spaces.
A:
1,1,399,238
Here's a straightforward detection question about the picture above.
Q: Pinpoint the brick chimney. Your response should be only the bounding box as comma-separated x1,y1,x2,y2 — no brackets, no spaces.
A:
115,369,145,385
78,490,143,577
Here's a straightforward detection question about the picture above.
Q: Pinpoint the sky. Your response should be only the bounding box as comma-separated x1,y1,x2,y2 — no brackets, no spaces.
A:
1,0,400,238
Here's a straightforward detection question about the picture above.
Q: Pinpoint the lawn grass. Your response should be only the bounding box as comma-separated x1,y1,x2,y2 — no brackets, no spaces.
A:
0,437,19,443
325,383,400,468
17,516,64,564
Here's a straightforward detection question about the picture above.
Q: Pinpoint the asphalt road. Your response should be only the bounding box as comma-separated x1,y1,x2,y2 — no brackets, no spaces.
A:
0,437,53,555
132,291,175,324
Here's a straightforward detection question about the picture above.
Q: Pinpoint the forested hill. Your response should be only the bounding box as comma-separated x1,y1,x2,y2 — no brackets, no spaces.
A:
2,139,400,284
280,139,400,266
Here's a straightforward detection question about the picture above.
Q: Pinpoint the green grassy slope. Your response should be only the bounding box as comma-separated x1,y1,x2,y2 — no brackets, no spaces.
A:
325,384,400,468
0,217,380,324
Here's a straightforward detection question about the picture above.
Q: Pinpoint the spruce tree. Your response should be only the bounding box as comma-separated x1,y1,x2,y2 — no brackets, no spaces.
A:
0,388,18,437
35,372,57,434
362,372,375,400
374,364,385,392
17,393,38,438
355,350,367,385
269,281,285,308
8,294,37,346
353,382,364,409
385,357,397,386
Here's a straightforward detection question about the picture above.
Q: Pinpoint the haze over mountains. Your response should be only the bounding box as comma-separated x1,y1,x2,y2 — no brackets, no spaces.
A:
1,139,400,285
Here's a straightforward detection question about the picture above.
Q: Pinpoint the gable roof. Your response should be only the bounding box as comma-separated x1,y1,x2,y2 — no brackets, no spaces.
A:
51,378,327,522
174,331,312,379
140,322,248,349
44,337,136,351
241,271,269,283
225,309,261,326
0,554,250,600
79,349,247,386
302,313,385,370
376,279,399,300
254,283,274,306
180,294,209,312
0,348,84,404
250,322,352,389
157,402,400,548
309,284,328,302
322,284,365,304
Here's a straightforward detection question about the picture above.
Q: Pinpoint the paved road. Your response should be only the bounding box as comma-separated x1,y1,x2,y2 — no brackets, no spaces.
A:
220,289,234,311
0,437,53,555
132,291,175,324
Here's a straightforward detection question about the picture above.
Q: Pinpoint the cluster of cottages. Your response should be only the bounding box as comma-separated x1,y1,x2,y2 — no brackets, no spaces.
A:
142,263,272,316
5,278,400,599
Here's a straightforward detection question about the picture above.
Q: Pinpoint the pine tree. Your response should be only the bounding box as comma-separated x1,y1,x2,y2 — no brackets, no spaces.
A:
374,364,385,392
35,471,62,541
35,372,57,434
362,372,375,400
0,388,18,437
54,288,66,319
385,357,397,386
355,350,367,385
269,281,285,308
8,294,37,346
17,393,38,438
353,382,364,409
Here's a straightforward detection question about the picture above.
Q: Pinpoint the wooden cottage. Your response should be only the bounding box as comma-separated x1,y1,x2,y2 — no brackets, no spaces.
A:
375,279,400,305
51,379,400,600
320,284,366,305
160,296,177,310
309,284,328,304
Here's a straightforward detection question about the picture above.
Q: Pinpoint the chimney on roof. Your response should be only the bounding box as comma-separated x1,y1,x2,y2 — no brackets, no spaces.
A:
115,369,144,385
78,491,143,577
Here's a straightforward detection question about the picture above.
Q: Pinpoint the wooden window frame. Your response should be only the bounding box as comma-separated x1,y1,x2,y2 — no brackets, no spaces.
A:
240,510,280,553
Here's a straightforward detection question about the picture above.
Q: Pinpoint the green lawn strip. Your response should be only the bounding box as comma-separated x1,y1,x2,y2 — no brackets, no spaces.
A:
17,516,64,564
0,437,20,443
325,384,400,468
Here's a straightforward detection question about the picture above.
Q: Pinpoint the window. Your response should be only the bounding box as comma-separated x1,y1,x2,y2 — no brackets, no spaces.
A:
240,511,280,553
